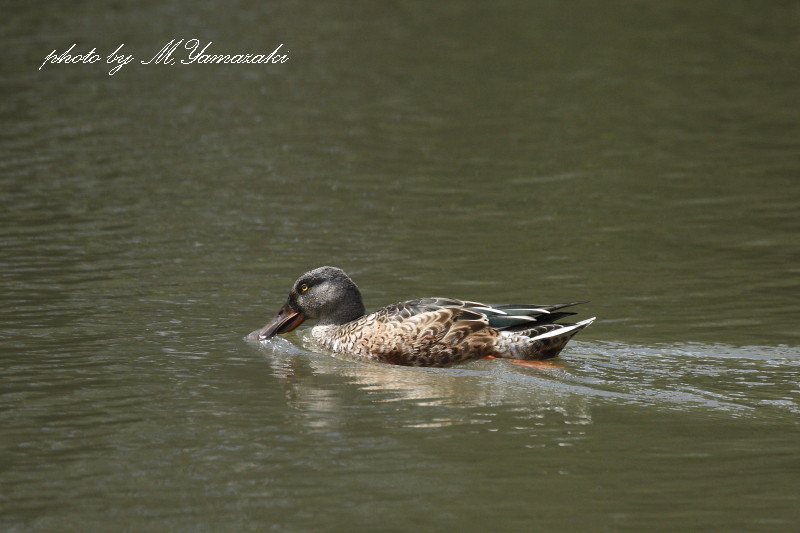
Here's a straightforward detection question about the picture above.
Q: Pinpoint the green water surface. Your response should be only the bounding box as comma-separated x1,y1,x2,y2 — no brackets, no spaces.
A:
2,1,798,531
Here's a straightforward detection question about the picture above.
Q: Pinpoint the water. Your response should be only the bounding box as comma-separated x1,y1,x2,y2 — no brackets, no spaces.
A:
2,0,799,531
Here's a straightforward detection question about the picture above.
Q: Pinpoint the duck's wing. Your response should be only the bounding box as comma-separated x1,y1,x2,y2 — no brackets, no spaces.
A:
376,298,588,330
378,297,477,319
463,300,589,332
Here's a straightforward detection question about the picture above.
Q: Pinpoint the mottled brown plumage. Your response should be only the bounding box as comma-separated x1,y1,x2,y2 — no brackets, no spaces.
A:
249,267,595,367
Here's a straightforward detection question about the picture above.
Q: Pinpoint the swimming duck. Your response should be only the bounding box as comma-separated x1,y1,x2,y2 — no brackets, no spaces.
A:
248,266,595,367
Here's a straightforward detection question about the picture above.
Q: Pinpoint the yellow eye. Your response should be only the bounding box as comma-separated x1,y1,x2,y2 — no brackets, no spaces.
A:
299,284,309,293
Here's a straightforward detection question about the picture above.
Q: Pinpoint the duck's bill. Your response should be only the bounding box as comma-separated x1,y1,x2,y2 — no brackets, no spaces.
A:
250,301,306,340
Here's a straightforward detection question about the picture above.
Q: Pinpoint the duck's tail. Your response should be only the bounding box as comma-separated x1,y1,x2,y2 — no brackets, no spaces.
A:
495,317,595,360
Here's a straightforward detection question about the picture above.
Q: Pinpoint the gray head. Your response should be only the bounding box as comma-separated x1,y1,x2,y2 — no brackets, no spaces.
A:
251,266,366,339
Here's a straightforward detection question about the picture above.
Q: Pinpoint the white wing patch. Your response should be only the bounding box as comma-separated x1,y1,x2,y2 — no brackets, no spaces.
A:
530,317,596,341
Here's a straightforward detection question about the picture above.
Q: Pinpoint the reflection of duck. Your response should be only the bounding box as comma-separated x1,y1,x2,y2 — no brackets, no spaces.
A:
256,341,593,431
249,266,595,367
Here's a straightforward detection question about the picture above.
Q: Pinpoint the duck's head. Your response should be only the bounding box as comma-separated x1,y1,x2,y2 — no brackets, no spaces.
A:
250,266,366,340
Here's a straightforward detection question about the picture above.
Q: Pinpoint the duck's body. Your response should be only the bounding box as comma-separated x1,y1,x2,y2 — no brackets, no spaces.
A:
249,266,594,367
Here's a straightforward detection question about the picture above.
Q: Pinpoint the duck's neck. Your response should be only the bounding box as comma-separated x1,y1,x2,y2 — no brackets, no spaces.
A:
319,297,365,326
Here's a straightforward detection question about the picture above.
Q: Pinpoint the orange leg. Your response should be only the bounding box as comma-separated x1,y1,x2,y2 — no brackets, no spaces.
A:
483,355,564,370
510,359,565,369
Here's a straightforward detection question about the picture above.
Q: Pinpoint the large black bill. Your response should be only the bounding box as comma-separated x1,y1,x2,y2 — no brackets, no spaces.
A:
250,301,306,340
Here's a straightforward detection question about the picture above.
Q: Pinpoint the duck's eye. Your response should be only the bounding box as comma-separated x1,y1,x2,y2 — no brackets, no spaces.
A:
299,284,309,293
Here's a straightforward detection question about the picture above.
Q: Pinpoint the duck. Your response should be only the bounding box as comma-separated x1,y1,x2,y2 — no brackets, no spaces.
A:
248,266,595,367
